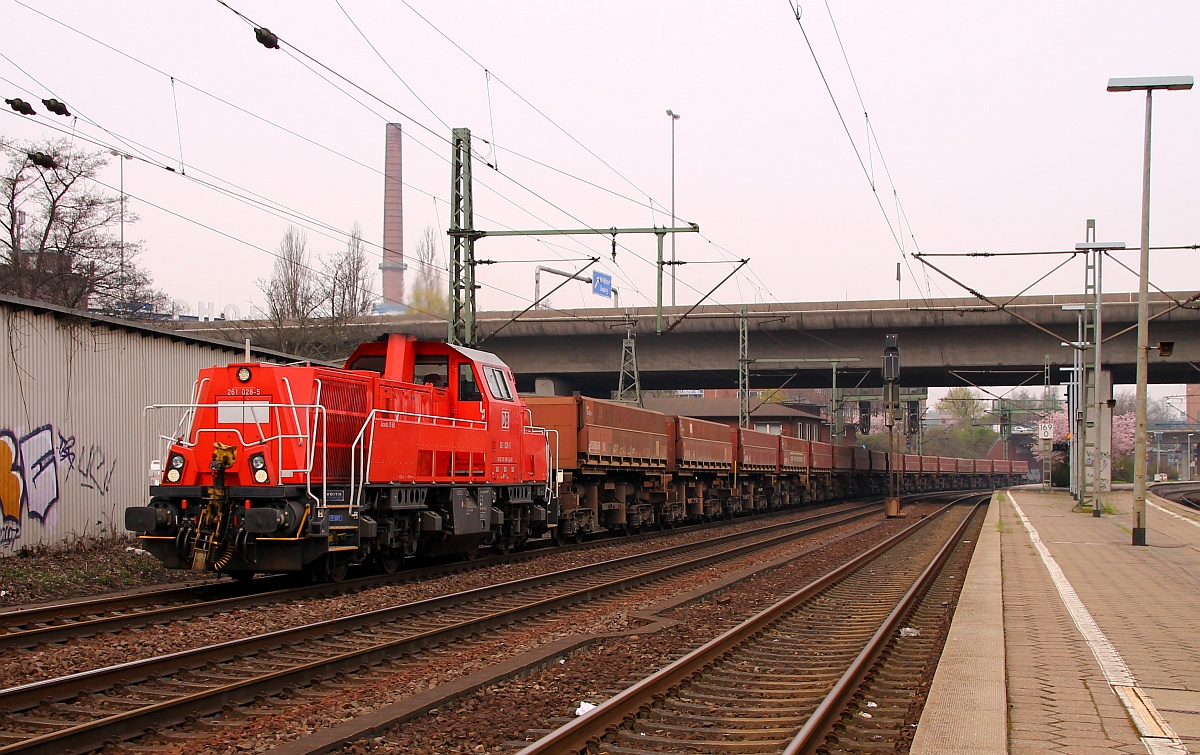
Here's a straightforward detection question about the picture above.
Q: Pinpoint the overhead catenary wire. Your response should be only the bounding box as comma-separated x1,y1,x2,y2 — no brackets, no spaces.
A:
2,31,637,317
0,120,614,328
13,0,763,321
5,1,647,311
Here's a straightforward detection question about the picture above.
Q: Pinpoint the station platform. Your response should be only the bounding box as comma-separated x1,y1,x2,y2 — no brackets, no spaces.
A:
912,486,1200,755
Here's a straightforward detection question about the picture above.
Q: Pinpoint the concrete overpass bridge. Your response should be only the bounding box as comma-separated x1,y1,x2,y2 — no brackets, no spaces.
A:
185,292,1200,396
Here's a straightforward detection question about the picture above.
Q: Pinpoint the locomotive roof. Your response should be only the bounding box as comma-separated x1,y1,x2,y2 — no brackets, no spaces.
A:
447,343,510,369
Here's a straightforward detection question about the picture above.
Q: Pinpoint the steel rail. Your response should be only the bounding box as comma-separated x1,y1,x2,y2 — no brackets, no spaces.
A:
782,497,985,754
0,501,874,650
515,493,984,755
0,503,887,754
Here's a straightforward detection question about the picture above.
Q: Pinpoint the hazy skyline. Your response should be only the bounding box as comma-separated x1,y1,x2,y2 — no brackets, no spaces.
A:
2,1,1197,322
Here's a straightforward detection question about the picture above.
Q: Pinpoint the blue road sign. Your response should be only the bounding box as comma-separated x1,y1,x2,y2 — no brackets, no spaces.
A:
592,271,612,298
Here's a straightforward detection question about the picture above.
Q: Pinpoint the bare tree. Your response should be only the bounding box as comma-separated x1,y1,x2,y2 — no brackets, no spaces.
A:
407,223,447,318
257,226,320,353
312,221,376,353
319,222,375,321
0,137,169,315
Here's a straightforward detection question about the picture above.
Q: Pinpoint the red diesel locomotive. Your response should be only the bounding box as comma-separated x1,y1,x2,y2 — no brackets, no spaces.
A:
125,334,554,580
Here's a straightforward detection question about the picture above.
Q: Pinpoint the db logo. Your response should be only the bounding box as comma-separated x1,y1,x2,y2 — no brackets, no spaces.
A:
501,410,511,429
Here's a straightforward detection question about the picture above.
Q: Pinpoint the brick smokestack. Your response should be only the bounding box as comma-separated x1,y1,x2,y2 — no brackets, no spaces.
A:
381,123,405,307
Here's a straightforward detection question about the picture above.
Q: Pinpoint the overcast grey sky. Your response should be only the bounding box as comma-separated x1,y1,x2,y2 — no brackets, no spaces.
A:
2,1,1198,323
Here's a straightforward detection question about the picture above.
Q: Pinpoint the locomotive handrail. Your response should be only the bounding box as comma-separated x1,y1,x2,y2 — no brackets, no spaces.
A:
348,408,489,507
309,379,328,517
521,425,558,503
141,401,328,505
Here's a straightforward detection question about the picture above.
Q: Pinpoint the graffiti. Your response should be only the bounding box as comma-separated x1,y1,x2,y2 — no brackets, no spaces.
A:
58,432,76,468
72,443,116,496
20,425,58,520
0,431,25,548
0,422,119,549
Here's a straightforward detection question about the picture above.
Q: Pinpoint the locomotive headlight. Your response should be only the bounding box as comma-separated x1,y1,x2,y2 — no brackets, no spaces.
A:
236,366,252,383
165,468,182,483
253,469,270,484
168,453,185,470
249,454,266,470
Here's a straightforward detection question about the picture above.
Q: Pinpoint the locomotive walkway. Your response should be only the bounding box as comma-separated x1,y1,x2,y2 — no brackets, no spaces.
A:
912,486,1200,754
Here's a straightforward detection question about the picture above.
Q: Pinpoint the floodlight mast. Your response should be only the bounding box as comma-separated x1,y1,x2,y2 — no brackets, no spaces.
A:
1105,75,1193,546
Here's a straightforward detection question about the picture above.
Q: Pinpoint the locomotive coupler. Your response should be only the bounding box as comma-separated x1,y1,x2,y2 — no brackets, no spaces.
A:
190,442,238,570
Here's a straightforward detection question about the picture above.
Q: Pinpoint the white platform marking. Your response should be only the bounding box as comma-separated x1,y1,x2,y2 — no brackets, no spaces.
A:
1008,492,1186,755
1149,500,1200,530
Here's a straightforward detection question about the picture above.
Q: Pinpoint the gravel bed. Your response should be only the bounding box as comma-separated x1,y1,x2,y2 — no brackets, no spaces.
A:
337,504,944,755
0,537,215,609
117,503,943,754
0,505,857,688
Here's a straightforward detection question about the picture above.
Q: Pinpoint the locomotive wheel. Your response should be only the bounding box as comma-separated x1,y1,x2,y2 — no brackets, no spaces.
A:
461,544,480,561
552,527,568,547
375,551,402,575
319,554,350,583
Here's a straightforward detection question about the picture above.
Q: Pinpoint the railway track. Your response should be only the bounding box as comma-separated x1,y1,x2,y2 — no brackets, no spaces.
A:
1151,482,1200,511
0,496,888,652
0,501,888,754
516,493,986,755
0,501,871,651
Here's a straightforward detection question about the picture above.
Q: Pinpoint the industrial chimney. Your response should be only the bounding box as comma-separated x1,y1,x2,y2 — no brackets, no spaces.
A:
380,123,406,309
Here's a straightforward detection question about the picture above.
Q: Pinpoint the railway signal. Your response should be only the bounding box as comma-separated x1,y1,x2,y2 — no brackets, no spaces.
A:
883,335,902,517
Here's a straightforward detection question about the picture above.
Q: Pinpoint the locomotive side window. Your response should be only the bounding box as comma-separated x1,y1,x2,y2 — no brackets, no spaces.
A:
415,356,449,389
458,362,483,402
345,354,386,374
483,366,514,401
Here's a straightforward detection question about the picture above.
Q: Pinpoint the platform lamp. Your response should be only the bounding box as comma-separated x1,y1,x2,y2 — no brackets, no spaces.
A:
1107,74,1193,546
883,334,902,517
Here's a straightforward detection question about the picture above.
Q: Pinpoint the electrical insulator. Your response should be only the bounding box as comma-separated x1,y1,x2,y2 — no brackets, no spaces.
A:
41,98,71,117
28,152,59,169
254,27,280,49
5,98,36,116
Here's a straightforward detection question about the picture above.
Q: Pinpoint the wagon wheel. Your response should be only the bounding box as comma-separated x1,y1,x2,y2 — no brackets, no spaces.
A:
461,544,480,561
552,526,568,547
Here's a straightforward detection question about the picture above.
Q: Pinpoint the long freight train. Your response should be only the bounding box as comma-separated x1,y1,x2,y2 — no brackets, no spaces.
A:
125,333,1027,579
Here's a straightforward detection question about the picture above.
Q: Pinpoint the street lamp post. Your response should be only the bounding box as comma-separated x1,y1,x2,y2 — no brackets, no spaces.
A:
666,109,680,307
1107,74,1192,546
109,151,132,306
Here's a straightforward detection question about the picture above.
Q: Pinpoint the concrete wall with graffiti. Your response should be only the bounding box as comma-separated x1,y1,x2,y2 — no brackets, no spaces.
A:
0,297,293,554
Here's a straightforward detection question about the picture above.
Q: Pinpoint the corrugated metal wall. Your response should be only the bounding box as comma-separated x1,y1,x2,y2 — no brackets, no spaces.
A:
0,303,277,554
